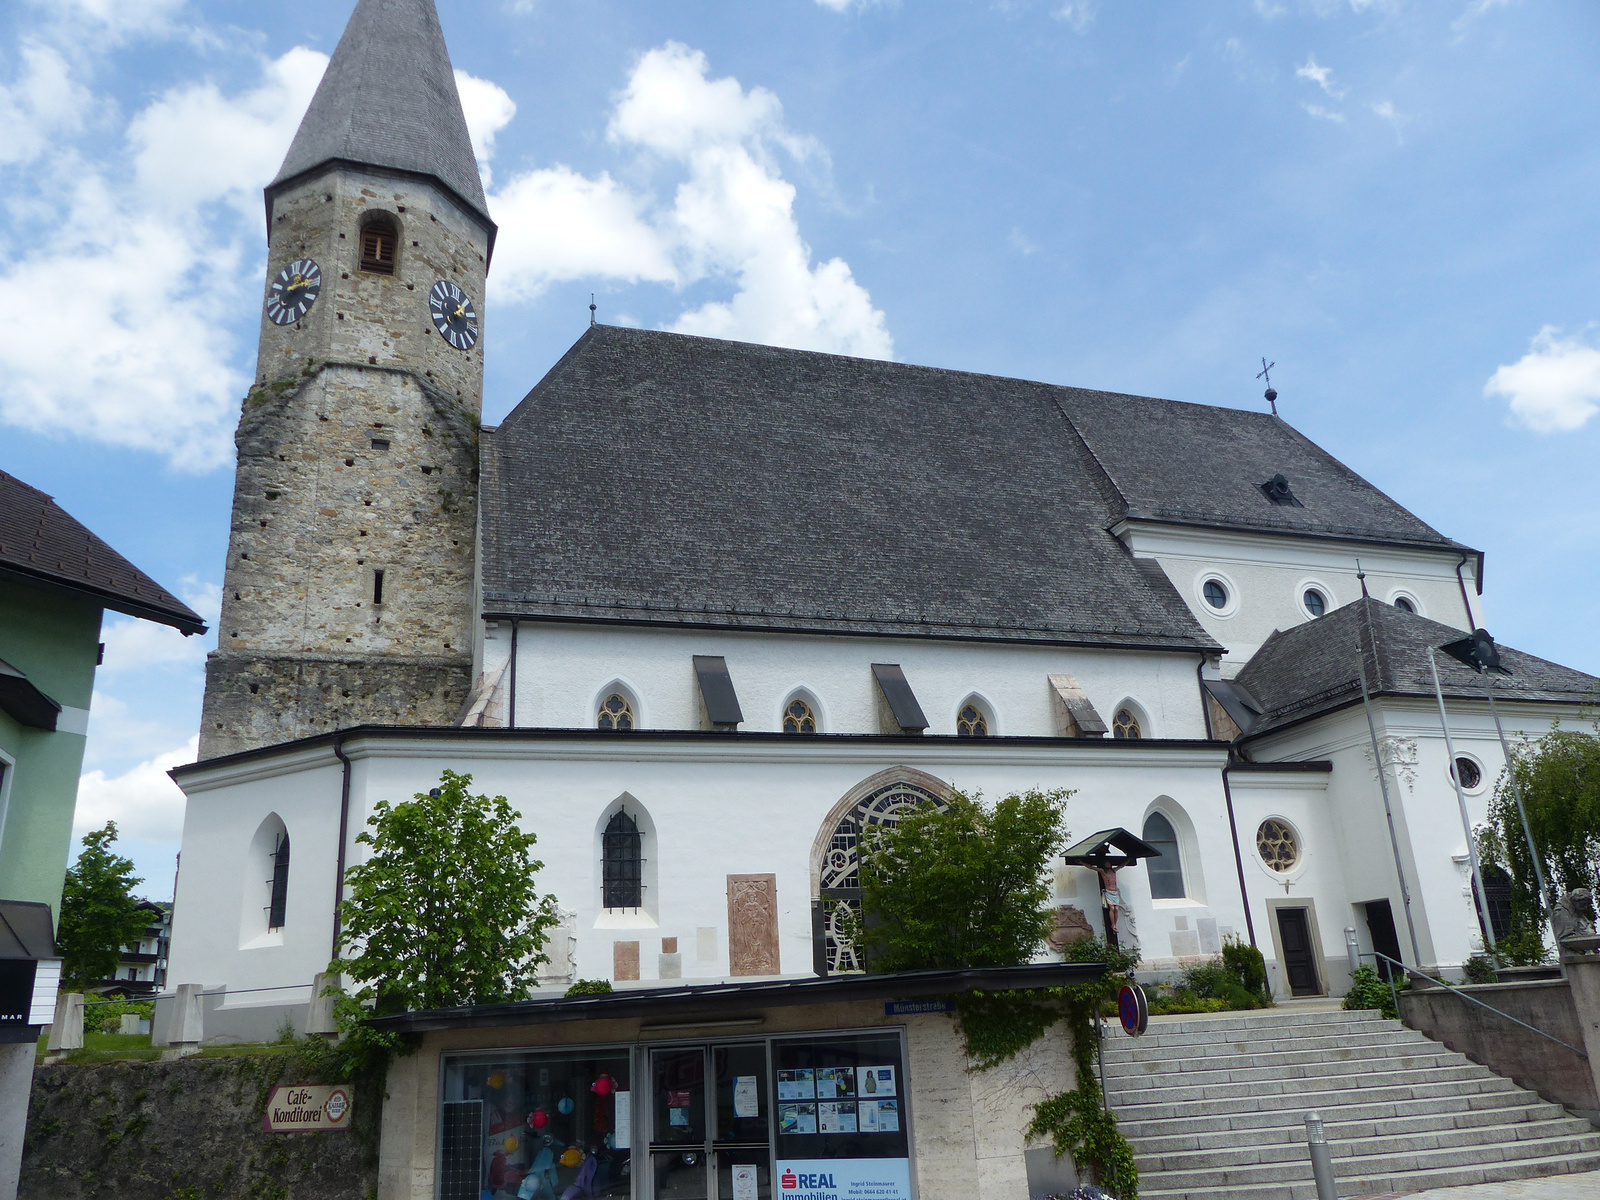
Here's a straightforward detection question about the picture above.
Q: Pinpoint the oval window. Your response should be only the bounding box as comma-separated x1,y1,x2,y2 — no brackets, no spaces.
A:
1394,597,1415,613
1453,757,1482,790
1256,818,1300,872
1303,589,1327,618
1203,580,1229,610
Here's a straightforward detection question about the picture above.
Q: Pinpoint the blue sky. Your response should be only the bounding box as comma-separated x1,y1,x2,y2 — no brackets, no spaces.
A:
2,0,1596,895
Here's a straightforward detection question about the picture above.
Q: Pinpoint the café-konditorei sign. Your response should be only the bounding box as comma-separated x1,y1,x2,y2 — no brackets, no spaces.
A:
263,1085,353,1133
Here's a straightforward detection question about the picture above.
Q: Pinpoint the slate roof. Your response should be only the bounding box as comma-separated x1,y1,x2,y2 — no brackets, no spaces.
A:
1061,390,1470,551
0,470,206,634
482,327,1213,649
1233,598,1600,739
269,0,492,236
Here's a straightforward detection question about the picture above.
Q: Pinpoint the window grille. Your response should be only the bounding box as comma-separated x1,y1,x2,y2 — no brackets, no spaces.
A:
957,704,989,737
783,699,818,734
1112,708,1142,739
602,811,643,909
1142,812,1185,899
597,693,635,731
359,220,398,275
267,832,290,930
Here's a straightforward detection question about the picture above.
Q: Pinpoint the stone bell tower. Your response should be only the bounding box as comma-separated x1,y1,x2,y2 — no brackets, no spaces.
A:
200,0,495,759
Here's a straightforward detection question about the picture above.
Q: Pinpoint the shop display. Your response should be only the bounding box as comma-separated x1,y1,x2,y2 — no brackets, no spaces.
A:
441,1050,632,1200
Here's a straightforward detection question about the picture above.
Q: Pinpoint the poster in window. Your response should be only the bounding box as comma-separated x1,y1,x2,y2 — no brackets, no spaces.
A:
814,1068,855,1099
732,1164,759,1200
669,1089,692,1128
778,1103,817,1135
777,1070,815,1100
613,1091,631,1149
817,1102,857,1134
855,1067,895,1097
734,1075,760,1118
777,1159,913,1200
858,1100,899,1133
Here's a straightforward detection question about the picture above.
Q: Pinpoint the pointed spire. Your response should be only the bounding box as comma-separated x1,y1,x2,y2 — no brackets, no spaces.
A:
269,0,492,233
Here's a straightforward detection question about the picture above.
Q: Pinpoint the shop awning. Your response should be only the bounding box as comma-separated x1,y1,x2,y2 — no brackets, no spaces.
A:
371,961,1108,1034
1061,828,1160,868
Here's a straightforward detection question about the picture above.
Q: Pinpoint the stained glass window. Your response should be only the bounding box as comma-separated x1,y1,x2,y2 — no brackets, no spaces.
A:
957,704,989,737
598,693,634,731
1113,708,1142,739
784,699,818,734
1256,818,1300,872
603,811,643,908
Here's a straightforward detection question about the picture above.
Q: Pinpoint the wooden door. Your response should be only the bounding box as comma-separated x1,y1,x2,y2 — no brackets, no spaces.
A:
1277,907,1321,996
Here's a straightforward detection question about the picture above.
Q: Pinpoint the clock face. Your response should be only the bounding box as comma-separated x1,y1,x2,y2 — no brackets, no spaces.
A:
429,280,479,350
265,259,322,325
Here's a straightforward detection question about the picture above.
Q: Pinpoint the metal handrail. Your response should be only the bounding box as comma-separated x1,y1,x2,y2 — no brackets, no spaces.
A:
1369,950,1588,1060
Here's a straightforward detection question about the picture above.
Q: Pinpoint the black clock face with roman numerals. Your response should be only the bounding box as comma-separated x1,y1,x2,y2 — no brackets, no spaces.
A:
429,280,479,350
265,259,322,325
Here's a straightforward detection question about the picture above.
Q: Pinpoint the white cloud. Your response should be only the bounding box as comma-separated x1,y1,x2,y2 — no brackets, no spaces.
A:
1486,326,1600,434
26,0,189,40
75,736,198,844
489,42,892,360
1296,56,1345,99
0,47,326,470
1253,0,1288,17
814,0,895,11
99,619,208,676
1053,2,1099,33
0,43,94,166
1302,103,1346,123
455,69,517,190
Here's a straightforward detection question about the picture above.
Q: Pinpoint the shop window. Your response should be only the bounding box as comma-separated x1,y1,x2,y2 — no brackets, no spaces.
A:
1142,812,1185,899
440,1048,631,1200
773,1032,910,1185
602,811,643,909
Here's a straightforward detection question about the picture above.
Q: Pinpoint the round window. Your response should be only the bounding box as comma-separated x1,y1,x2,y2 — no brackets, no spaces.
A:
1453,757,1482,790
1394,597,1415,613
1303,589,1327,618
1256,818,1300,872
1203,580,1229,610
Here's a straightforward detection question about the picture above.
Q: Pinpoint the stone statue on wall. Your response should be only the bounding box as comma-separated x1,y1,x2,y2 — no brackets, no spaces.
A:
1047,905,1095,953
1552,889,1597,949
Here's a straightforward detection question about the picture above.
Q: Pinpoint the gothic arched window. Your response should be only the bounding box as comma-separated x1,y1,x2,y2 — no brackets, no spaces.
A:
784,698,818,734
597,692,635,731
359,214,399,275
1113,707,1143,739
1142,812,1184,900
818,778,950,974
602,811,643,909
957,703,990,738
267,832,291,930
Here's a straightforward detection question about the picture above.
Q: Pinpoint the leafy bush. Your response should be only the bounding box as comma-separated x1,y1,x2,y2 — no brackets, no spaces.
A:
1491,928,1553,967
566,979,613,996
1342,965,1399,1019
1221,938,1272,1004
84,1000,153,1034
1462,954,1499,984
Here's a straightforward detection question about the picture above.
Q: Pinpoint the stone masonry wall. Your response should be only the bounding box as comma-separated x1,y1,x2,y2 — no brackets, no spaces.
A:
21,1056,374,1200
200,165,490,760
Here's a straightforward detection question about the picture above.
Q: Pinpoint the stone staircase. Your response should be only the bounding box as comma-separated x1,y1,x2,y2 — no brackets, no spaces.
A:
1103,1005,1600,1200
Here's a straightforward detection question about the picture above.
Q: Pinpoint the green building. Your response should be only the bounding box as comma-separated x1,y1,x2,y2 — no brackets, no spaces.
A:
0,469,205,917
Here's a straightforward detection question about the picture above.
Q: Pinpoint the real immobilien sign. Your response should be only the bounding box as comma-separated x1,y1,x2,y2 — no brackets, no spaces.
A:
263,1085,353,1133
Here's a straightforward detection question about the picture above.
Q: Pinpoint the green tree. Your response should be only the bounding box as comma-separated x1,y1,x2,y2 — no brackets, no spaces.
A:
1480,720,1600,942
337,770,560,1016
855,787,1071,972
58,822,149,988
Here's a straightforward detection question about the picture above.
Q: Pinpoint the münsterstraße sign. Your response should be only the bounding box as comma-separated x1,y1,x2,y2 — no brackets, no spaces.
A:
263,1085,353,1133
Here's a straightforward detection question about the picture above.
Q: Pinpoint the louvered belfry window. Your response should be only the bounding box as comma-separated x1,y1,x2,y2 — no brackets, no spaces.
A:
602,811,643,909
359,218,398,275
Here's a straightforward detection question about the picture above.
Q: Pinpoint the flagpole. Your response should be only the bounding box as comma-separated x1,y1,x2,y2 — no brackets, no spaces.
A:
1428,650,1496,953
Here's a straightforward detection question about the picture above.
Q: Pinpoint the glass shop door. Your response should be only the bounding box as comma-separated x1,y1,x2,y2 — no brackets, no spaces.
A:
648,1043,772,1200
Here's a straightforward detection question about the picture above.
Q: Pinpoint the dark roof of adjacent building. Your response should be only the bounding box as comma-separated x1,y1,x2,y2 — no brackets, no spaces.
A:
269,0,492,235
1061,390,1470,552
371,961,1106,1033
480,326,1472,650
1234,598,1600,739
0,470,206,635
482,326,1219,651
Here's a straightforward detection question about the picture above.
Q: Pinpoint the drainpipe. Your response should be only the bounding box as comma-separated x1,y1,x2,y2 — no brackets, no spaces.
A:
509,617,520,728
1222,767,1258,947
331,734,353,962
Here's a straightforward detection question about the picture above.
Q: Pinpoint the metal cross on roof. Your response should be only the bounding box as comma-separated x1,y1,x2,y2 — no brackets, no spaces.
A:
1257,357,1279,415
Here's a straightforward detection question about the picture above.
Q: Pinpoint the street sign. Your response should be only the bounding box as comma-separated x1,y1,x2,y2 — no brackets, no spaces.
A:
1118,983,1148,1037
263,1085,353,1132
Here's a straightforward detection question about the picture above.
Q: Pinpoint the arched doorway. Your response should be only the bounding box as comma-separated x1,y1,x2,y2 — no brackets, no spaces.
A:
810,769,953,975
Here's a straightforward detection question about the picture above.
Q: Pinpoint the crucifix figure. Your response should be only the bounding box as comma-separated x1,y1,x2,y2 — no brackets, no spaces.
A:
1099,865,1122,946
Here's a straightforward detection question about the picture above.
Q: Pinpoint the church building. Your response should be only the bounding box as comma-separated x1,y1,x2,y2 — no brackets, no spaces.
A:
159,2,1597,1196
